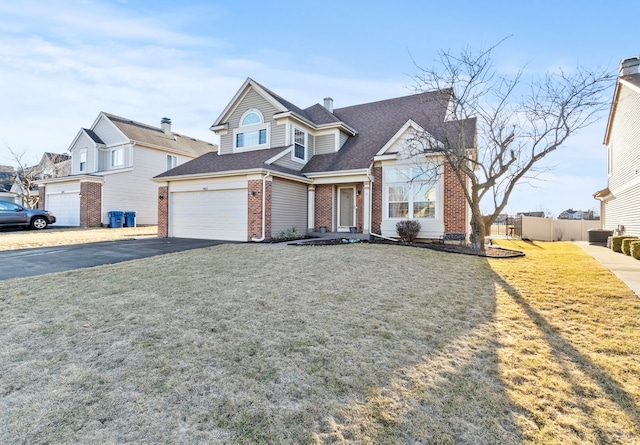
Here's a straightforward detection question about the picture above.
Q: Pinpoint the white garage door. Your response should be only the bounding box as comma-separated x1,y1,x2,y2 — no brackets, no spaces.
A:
46,193,80,226
171,189,248,241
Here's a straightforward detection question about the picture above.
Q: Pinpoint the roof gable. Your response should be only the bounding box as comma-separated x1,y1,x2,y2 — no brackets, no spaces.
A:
604,73,640,145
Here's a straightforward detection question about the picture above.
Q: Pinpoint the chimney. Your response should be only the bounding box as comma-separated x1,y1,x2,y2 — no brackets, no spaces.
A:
620,56,640,76
160,117,172,134
323,97,333,113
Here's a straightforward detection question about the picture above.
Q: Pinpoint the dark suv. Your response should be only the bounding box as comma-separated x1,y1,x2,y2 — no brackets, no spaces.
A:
0,200,56,230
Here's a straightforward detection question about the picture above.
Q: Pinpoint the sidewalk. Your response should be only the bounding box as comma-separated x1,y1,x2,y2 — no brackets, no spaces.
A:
575,241,640,298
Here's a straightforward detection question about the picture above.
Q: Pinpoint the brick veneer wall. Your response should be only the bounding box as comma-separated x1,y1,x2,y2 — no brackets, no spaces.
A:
158,186,168,237
38,187,46,210
371,165,383,234
314,184,333,231
443,163,467,233
248,179,272,241
80,181,102,228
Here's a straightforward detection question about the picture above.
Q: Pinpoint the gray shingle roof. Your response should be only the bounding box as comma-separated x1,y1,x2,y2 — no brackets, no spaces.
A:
303,89,476,173
83,128,105,145
155,147,305,179
104,113,217,158
158,84,476,180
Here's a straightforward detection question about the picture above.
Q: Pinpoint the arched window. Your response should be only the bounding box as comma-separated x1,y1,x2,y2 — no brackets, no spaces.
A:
235,110,269,150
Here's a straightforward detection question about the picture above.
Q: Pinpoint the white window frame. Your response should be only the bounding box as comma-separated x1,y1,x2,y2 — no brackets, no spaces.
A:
234,109,269,151
292,126,307,163
167,154,177,170
79,150,87,172
384,165,438,220
110,147,124,168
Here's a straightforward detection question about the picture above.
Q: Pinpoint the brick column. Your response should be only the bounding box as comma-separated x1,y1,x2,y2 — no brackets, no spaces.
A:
443,163,467,233
248,179,272,241
371,165,383,234
158,185,169,237
38,186,46,210
80,181,102,228
314,184,333,231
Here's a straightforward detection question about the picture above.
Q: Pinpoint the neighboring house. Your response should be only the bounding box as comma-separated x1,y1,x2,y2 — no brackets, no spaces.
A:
594,56,640,235
37,113,217,227
39,152,71,178
154,78,475,241
0,168,16,202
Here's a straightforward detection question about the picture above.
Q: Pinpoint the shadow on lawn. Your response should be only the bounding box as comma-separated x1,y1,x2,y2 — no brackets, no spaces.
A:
493,273,640,442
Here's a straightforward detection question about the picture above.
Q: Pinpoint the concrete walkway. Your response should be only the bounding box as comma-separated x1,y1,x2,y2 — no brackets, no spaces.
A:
575,241,640,298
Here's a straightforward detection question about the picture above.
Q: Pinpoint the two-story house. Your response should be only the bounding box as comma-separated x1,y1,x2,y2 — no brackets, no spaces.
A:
154,78,474,242
594,56,640,235
37,112,217,227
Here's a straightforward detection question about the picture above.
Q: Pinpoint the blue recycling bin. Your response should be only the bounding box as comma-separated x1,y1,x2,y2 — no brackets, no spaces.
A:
108,211,124,228
124,211,136,227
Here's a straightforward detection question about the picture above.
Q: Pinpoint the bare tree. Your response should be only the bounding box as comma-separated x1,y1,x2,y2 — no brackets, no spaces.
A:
407,42,614,249
2,147,42,208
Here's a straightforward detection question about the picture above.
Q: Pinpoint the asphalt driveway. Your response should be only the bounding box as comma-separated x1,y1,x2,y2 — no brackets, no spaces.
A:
0,237,229,280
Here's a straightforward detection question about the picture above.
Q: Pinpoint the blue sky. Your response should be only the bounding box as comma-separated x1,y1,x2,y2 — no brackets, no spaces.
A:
0,0,637,216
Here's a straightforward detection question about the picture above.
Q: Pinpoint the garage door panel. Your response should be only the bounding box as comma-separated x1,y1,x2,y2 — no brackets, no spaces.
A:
47,193,80,226
171,189,247,241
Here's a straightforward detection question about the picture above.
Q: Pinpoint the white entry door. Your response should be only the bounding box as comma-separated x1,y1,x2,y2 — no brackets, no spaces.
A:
337,187,355,232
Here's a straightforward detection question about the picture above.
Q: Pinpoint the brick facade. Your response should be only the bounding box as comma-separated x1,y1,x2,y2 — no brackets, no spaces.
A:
442,163,467,233
248,179,272,241
355,183,364,232
158,186,168,237
80,181,102,228
314,184,333,231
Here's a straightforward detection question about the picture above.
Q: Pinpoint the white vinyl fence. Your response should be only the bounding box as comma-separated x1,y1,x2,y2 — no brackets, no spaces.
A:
519,216,601,241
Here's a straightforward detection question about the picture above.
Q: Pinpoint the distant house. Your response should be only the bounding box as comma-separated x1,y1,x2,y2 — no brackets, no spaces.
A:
594,56,640,235
154,78,475,241
517,211,546,218
0,167,15,202
558,209,597,220
37,113,217,227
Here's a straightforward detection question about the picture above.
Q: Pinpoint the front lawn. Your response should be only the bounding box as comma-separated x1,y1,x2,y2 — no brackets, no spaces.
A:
1,241,638,444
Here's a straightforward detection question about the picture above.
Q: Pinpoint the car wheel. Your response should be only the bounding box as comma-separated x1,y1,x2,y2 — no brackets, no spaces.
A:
31,216,48,230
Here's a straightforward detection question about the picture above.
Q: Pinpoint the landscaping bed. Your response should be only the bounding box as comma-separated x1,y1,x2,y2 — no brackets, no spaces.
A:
291,237,525,258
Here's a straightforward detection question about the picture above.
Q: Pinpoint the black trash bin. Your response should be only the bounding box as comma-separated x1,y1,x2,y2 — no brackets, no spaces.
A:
108,211,124,228
124,211,136,228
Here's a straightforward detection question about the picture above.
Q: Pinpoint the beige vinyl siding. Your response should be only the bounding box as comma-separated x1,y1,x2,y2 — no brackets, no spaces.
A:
220,89,282,155
94,116,128,146
339,131,349,149
315,133,335,155
271,178,308,236
608,83,640,190
70,132,97,174
101,146,178,225
603,183,640,236
308,134,315,156
273,155,303,171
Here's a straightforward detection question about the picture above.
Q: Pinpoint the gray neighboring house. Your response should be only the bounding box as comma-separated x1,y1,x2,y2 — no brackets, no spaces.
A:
37,113,217,227
594,56,640,235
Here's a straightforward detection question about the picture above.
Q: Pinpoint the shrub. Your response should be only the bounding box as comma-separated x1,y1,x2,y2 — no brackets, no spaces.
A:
621,237,639,256
631,241,640,260
396,220,421,243
611,236,637,253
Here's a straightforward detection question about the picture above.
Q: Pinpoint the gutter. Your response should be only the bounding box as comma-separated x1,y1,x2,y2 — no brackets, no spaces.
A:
251,171,271,242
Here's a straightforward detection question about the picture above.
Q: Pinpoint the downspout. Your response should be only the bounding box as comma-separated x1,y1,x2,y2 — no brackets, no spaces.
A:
251,171,271,242
366,165,397,241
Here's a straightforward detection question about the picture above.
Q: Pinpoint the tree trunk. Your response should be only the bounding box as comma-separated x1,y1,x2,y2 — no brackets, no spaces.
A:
469,199,485,250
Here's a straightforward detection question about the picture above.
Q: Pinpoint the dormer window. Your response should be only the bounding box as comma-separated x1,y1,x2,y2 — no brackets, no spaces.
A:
293,127,307,162
234,109,269,150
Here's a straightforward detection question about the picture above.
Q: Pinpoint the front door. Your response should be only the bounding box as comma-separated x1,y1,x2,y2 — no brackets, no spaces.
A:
338,187,355,232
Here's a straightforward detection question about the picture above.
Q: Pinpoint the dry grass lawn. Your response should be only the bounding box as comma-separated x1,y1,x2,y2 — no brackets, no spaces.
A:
1,239,638,444
0,226,158,251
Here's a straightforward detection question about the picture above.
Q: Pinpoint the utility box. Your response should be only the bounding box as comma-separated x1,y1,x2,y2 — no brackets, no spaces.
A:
108,211,124,228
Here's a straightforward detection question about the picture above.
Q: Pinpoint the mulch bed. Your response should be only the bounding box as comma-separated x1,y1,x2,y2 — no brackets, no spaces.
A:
289,238,525,258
